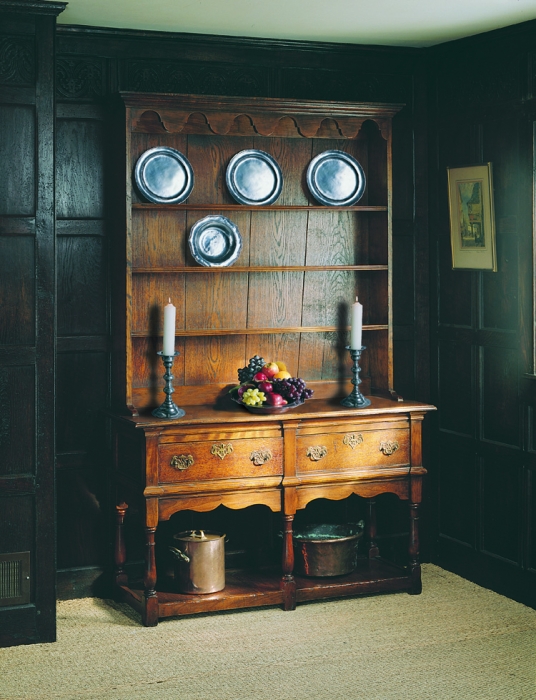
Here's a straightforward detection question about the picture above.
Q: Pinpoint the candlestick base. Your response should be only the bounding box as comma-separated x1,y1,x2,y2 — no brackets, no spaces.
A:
341,346,371,409
152,351,185,419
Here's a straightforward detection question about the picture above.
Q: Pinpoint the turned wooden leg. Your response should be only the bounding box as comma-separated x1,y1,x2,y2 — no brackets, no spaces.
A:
114,503,128,587
142,526,159,626
408,502,422,595
280,514,296,611
367,499,379,558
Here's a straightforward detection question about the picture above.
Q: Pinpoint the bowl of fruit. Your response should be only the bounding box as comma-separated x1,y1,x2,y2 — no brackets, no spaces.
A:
230,356,314,413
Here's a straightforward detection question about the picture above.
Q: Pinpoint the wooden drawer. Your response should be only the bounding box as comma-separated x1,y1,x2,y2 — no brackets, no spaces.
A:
158,437,283,483
296,428,410,474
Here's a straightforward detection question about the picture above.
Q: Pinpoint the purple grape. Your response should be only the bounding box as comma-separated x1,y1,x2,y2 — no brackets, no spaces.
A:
272,376,313,402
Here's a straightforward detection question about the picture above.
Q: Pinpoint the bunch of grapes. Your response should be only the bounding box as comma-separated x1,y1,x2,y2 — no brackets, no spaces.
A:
272,377,314,403
237,355,266,383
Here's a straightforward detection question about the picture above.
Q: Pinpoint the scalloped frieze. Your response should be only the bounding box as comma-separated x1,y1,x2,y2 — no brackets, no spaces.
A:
56,57,104,99
0,35,34,86
123,60,269,98
133,108,371,139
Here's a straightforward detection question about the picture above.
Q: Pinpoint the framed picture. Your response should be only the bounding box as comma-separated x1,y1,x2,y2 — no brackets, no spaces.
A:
447,163,497,271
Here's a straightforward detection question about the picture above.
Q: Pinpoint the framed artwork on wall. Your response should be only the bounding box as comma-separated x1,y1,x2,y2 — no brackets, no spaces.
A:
447,163,497,271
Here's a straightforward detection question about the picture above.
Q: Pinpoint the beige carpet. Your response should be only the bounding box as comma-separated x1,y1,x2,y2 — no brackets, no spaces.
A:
1,565,535,700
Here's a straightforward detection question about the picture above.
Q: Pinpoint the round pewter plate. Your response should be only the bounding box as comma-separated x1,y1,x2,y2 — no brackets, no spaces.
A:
226,149,283,206
134,147,194,204
188,215,242,267
306,150,366,206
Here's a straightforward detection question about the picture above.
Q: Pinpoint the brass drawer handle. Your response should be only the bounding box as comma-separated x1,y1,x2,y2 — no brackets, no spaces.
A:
211,442,234,460
306,445,328,462
379,441,399,456
250,449,272,466
343,433,364,450
170,454,194,471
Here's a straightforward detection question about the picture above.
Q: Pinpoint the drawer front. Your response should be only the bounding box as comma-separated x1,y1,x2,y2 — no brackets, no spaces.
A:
159,438,283,483
296,428,410,474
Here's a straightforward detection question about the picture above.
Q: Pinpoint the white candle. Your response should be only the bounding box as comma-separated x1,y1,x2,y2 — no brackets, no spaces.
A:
163,299,176,356
350,296,363,349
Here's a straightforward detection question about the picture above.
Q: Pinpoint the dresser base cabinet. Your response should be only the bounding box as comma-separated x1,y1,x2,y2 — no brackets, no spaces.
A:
111,398,434,626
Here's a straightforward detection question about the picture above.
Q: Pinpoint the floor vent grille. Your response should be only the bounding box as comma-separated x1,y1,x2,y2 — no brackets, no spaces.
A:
0,552,30,606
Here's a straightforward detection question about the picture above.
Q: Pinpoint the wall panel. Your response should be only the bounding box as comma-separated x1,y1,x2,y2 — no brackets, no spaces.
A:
0,237,35,346
0,104,35,215
0,365,35,476
0,1,66,647
430,20,536,607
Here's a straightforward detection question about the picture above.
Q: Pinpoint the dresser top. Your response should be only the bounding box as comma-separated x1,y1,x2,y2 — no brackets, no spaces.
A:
112,396,436,430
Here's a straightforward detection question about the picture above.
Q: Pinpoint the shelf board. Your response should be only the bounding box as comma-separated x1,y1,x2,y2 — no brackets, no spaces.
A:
132,264,388,274
118,558,412,619
131,324,388,338
132,203,388,212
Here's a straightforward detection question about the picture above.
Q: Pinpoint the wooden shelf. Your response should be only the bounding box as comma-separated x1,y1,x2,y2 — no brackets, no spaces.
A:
118,559,413,619
132,203,388,212
130,324,389,338
132,265,389,274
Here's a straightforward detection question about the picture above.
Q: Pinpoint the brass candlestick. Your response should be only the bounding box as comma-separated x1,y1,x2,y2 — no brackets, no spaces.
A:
341,346,371,408
152,351,185,419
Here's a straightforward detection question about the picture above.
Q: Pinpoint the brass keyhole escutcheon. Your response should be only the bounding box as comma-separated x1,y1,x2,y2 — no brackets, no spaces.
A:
343,433,364,450
170,454,194,471
250,449,272,466
211,443,234,460
379,441,399,456
306,445,328,462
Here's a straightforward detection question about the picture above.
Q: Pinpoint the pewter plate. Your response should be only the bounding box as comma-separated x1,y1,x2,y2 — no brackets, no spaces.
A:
134,147,194,204
188,215,242,267
306,150,366,206
226,149,283,206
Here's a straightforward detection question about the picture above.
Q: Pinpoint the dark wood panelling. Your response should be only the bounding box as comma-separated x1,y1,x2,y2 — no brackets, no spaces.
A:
56,56,106,100
481,346,520,447
0,0,66,648
55,118,104,219
481,450,522,564
0,494,34,553
57,236,107,336
56,466,106,569
438,436,477,546
280,67,411,103
438,341,473,436
0,34,35,86
0,365,35,476
0,236,35,346
430,20,536,607
528,465,536,572
392,227,415,327
122,58,270,97
56,352,108,455
0,105,35,215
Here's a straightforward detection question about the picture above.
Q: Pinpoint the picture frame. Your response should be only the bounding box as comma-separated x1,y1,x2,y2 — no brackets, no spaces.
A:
447,162,497,271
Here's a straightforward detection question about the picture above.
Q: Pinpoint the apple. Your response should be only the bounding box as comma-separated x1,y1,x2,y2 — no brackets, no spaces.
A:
253,372,268,382
257,381,273,393
263,362,280,379
266,392,287,406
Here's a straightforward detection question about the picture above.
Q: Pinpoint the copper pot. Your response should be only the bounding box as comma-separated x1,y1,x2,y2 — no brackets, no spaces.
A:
170,530,225,594
292,521,365,577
